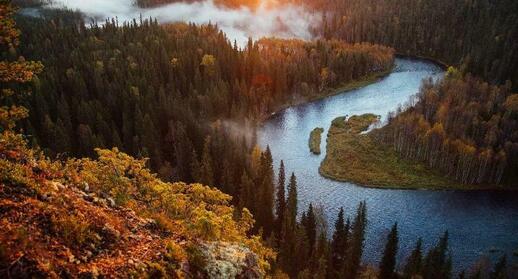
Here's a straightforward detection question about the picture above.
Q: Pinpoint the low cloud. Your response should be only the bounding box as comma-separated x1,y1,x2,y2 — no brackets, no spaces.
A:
47,0,321,46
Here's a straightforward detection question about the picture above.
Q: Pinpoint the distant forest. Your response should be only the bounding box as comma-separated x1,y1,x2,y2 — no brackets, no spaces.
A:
315,0,518,91
376,72,517,186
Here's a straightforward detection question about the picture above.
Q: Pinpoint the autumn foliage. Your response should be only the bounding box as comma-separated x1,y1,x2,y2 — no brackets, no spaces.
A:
0,2,273,277
377,73,518,185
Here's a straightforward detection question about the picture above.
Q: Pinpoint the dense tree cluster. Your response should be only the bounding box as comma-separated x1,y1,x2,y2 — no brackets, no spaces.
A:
271,162,460,278
255,38,394,102
13,12,393,233
1,4,275,277
314,0,518,90
375,71,518,185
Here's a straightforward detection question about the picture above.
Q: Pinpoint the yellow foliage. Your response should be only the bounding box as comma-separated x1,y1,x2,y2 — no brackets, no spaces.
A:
62,147,275,272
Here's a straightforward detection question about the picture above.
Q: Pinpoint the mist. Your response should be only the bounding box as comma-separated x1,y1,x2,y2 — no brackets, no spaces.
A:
47,0,321,46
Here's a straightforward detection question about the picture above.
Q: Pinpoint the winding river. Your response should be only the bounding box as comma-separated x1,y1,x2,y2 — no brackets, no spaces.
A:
258,58,518,272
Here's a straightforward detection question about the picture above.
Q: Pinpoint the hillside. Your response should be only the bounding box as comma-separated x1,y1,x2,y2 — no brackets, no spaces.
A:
1,4,273,277
0,134,274,278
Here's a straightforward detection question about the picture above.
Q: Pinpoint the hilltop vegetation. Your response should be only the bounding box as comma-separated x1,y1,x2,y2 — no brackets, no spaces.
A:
1,4,274,277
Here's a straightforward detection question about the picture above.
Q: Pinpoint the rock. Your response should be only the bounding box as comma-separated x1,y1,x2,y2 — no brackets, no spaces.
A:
83,182,90,192
82,193,94,202
107,197,116,207
198,241,262,279
128,259,134,265
68,254,76,263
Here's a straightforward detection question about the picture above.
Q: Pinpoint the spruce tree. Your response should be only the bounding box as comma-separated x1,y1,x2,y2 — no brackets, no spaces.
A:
259,146,275,235
330,207,348,277
286,172,298,227
344,201,367,279
379,222,399,279
305,203,317,252
275,160,286,239
403,238,423,278
423,231,451,279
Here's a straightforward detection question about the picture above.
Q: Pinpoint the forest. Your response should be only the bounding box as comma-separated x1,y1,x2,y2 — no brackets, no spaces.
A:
14,11,393,209
375,71,517,186
1,0,517,277
314,0,518,91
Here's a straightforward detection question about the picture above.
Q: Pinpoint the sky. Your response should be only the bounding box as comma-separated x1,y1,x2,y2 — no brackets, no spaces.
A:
48,0,321,47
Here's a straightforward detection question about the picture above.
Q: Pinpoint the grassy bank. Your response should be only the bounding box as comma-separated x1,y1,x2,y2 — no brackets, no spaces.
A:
319,114,487,190
309,127,324,154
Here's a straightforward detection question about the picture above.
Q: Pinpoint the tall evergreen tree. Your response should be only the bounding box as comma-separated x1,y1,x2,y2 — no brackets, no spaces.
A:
423,231,451,279
344,201,367,279
275,160,286,239
286,172,298,227
379,222,399,279
403,238,423,278
329,207,348,278
258,146,275,235
305,203,317,252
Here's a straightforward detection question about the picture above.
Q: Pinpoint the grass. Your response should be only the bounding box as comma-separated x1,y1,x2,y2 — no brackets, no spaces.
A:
319,114,479,190
309,127,324,154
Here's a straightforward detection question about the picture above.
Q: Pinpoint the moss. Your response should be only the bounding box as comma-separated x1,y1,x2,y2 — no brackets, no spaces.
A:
320,114,467,189
309,127,324,154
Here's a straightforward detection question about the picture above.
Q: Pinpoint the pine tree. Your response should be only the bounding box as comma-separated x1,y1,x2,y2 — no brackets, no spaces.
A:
423,231,451,279
305,203,317,253
344,201,367,279
329,207,348,278
379,222,399,279
258,146,275,235
286,172,298,227
275,160,286,239
403,238,423,278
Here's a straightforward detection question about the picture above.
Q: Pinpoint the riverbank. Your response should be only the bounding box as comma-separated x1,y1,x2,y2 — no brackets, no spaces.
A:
259,65,394,123
319,114,508,190
395,53,449,70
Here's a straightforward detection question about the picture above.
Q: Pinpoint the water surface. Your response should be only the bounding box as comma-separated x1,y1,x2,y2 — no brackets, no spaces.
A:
258,58,518,272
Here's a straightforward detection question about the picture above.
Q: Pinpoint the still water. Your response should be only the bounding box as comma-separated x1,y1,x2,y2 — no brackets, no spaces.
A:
258,58,518,272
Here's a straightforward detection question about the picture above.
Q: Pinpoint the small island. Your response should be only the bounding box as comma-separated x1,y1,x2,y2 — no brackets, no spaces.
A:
319,114,461,189
309,127,324,154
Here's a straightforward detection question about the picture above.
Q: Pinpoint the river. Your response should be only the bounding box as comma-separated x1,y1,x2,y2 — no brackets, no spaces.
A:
258,58,518,272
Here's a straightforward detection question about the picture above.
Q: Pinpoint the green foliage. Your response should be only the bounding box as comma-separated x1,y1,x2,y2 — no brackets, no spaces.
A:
317,0,518,91
403,238,423,278
379,223,399,279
